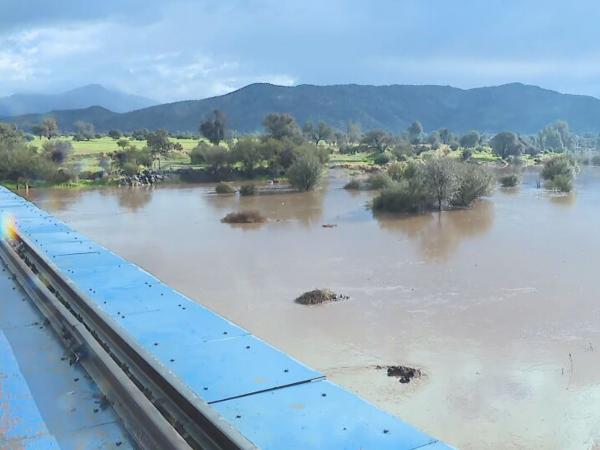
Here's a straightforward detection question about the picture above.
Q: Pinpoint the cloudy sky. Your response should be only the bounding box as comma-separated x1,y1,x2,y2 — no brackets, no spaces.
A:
2,0,600,102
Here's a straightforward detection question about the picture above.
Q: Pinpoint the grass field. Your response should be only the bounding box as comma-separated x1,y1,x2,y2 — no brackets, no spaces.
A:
31,136,200,156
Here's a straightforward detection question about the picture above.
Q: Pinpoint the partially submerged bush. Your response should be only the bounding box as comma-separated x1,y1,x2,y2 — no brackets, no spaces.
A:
541,155,576,192
373,158,491,213
367,173,393,190
499,174,519,187
286,154,323,191
450,164,493,208
386,161,406,181
294,289,347,305
239,183,256,196
591,154,600,166
215,182,235,194
221,210,266,224
344,179,361,190
545,174,573,193
372,178,430,213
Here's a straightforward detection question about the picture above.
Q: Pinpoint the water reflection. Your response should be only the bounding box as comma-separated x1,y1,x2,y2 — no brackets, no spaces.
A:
548,192,576,207
204,188,326,227
374,200,494,261
114,186,154,212
23,188,83,212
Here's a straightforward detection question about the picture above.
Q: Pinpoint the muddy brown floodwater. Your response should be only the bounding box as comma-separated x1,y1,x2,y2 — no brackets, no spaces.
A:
25,168,600,450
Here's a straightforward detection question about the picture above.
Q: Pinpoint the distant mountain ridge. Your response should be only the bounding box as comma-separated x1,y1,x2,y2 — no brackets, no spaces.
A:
0,84,157,116
4,82,600,134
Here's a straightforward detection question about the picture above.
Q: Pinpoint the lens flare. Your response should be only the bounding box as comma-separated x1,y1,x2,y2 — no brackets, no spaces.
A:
1,213,17,241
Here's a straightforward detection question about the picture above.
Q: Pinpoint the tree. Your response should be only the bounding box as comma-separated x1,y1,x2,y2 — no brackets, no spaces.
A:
42,140,72,164
203,146,232,173
263,113,301,141
131,129,149,140
346,121,362,143
438,128,453,145
146,129,172,169
427,131,441,148
286,154,323,191
490,132,523,159
232,137,262,174
0,123,22,148
199,109,227,145
33,117,59,139
407,121,423,144
361,129,392,153
303,121,333,146
450,164,493,207
74,121,95,141
424,157,458,211
459,130,480,148
108,130,122,140
538,121,574,152
116,138,130,150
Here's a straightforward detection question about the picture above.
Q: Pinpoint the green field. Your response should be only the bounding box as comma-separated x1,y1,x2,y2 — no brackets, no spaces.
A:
31,136,200,156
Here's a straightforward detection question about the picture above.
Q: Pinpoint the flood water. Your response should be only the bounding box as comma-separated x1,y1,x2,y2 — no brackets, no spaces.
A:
25,168,600,450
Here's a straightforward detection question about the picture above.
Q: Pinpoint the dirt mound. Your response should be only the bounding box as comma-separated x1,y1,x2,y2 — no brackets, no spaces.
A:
378,365,422,384
294,289,348,305
221,210,266,224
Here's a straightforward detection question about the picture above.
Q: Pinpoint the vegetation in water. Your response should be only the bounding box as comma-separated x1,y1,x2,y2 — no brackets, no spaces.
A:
373,159,493,213
541,155,577,192
221,210,266,224
215,182,235,194
239,183,257,196
499,174,520,187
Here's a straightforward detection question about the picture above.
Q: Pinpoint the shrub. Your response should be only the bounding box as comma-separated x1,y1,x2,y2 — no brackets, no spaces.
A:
591,154,600,166
372,179,430,213
367,173,393,190
372,151,394,165
42,140,72,164
286,155,323,191
461,149,473,161
499,174,519,187
545,174,573,193
121,162,138,176
239,183,256,196
541,155,576,192
50,168,75,184
344,179,361,190
215,182,235,194
386,161,406,181
450,164,493,207
221,210,266,224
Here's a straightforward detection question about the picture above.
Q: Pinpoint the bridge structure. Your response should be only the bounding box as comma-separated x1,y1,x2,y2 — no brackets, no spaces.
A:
0,186,452,450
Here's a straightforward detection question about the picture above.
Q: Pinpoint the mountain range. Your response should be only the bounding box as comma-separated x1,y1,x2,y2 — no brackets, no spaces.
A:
0,84,157,117
4,82,600,135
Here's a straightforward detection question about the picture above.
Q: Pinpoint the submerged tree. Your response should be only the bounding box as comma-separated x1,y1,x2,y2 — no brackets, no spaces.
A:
286,154,323,191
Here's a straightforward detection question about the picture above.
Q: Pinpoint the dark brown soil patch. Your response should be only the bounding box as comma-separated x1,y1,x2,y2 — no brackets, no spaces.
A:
377,365,422,383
